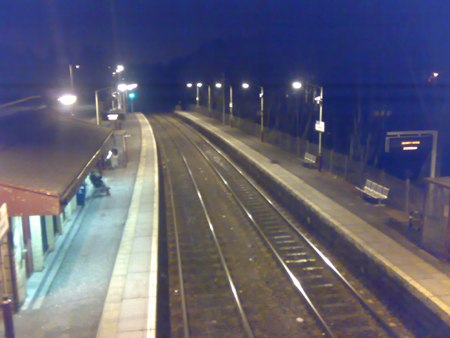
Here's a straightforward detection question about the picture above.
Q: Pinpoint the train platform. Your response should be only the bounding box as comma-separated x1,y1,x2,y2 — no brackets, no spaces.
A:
95,113,159,338
175,110,450,332
8,113,159,338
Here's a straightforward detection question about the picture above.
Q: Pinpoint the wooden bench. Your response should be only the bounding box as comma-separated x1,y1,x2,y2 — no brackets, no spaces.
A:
355,179,389,205
302,152,317,168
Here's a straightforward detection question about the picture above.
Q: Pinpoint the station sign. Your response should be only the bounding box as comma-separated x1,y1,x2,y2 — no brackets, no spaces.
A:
385,134,433,153
0,203,9,238
315,120,325,133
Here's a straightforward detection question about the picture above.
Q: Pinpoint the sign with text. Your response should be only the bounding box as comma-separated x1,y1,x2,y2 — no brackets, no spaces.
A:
0,203,9,238
315,120,325,133
385,134,433,153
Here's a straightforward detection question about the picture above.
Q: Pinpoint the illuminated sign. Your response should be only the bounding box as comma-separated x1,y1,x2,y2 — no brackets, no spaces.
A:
385,135,432,153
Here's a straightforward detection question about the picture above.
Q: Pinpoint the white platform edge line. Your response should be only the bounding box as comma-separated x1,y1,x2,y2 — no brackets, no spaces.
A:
140,114,160,338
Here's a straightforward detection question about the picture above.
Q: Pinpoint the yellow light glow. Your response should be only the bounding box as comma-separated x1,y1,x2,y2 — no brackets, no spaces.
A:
401,140,420,145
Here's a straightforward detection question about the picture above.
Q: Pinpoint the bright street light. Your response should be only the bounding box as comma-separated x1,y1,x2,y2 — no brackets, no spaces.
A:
242,82,265,141
58,94,77,106
69,64,80,91
118,83,128,92
292,80,324,170
118,83,138,91
215,82,222,89
116,64,124,73
292,81,302,90
194,83,203,107
186,83,193,88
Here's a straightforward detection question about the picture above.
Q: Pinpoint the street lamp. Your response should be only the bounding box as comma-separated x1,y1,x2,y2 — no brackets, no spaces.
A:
207,85,211,114
58,94,77,106
69,64,80,92
116,64,124,74
242,82,264,141
292,80,324,171
228,85,234,125
196,82,203,107
215,82,225,124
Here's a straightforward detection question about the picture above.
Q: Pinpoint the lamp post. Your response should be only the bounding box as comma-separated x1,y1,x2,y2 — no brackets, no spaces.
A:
215,82,225,124
95,87,112,125
114,65,125,110
196,82,202,107
229,85,234,125
186,83,194,106
69,64,80,92
292,81,324,171
242,82,265,141
207,85,211,114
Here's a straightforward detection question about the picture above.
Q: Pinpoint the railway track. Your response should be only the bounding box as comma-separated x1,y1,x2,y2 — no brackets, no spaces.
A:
151,114,411,337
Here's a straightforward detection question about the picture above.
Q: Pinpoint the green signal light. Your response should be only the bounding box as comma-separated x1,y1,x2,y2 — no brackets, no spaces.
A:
128,92,136,99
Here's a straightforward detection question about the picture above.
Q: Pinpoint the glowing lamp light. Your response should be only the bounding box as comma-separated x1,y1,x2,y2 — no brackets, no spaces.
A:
242,82,250,89
116,65,124,73
58,94,77,106
196,82,203,88
186,83,193,88
118,83,128,92
215,83,222,89
292,81,302,90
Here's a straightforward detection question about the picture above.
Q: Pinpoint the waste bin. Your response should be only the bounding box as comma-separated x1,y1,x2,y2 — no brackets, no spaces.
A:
76,183,87,206
110,148,119,168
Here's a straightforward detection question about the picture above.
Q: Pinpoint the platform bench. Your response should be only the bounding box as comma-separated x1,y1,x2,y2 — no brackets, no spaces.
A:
302,152,317,168
355,179,389,205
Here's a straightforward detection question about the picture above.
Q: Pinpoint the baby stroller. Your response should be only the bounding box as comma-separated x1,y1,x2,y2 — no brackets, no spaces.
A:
89,172,111,197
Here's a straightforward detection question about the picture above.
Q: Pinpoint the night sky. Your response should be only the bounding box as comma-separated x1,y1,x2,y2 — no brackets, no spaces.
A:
1,1,449,78
1,0,449,175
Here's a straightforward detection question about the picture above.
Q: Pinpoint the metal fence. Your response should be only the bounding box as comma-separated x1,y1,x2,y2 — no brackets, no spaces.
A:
185,105,426,215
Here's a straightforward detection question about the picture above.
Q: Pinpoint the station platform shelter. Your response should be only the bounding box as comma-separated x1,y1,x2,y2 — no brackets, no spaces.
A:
0,108,112,309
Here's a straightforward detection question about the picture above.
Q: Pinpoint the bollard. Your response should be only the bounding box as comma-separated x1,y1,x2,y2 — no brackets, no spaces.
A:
2,297,15,338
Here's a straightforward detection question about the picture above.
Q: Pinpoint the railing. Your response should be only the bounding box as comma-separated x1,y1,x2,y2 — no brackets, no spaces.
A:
186,105,426,217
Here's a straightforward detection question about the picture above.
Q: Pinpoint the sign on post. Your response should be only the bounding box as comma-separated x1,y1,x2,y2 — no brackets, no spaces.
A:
0,203,9,239
315,120,325,133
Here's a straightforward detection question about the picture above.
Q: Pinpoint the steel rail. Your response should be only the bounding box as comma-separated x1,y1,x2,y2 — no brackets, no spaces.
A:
178,151,255,338
163,116,334,337
168,115,399,337
157,138,190,338
155,116,255,338
193,128,400,337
